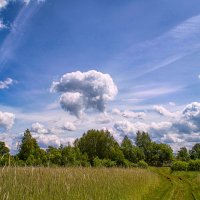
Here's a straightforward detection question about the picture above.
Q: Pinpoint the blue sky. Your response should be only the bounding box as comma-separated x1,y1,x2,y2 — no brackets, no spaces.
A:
0,0,200,153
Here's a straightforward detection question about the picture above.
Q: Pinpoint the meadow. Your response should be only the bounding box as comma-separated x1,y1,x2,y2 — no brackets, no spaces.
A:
0,167,160,200
0,167,199,200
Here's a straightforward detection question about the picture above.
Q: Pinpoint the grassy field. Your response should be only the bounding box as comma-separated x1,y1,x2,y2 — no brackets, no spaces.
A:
145,168,200,200
0,167,160,200
0,167,199,200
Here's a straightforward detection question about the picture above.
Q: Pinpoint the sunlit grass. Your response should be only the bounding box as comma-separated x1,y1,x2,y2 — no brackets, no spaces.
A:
0,167,160,200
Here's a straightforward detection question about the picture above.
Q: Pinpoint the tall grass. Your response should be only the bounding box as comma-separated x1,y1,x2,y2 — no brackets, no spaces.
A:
0,167,160,200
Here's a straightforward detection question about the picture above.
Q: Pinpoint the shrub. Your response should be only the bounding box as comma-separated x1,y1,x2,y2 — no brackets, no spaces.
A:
137,160,148,169
171,161,188,171
188,160,200,171
120,159,134,168
93,157,116,167
15,160,26,167
93,157,102,167
131,163,138,168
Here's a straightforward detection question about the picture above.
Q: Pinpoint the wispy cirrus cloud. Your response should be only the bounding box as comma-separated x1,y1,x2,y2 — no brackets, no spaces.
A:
133,86,182,98
107,14,200,81
0,4,36,69
0,0,47,71
0,0,45,9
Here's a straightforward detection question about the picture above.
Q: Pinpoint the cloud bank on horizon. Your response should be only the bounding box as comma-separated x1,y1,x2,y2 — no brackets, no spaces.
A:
0,0,200,153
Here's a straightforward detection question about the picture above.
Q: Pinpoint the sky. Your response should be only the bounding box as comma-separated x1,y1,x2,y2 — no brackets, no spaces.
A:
0,0,200,153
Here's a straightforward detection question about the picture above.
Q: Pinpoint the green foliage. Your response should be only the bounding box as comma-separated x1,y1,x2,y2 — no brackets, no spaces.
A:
0,141,9,156
171,161,188,171
135,131,153,165
121,159,137,168
177,147,190,162
190,143,200,160
93,157,116,167
135,132,173,166
188,160,200,171
47,146,62,165
136,131,151,149
137,160,148,169
148,142,173,166
121,136,144,163
1,128,199,169
60,146,90,167
0,141,11,166
17,129,47,165
75,129,124,165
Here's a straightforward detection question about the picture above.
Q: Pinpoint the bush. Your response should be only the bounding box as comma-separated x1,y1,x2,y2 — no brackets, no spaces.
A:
188,160,200,171
93,157,116,167
120,159,135,168
137,160,148,169
171,161,188,171
131,163,138,168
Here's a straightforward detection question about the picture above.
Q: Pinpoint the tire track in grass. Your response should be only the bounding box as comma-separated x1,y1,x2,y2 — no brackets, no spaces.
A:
144,168,196,200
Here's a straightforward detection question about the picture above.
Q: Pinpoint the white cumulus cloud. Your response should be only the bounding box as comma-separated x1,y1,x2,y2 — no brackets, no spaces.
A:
121,110,146,119
152,105,178,117
114,120,149,139
0,111,15,130
32,133,75,148
182,102,200,126
31,122,48,134
95,114,111,124
0,78,14,89
51,70,118,118
111,108,146,119
61,121,76,131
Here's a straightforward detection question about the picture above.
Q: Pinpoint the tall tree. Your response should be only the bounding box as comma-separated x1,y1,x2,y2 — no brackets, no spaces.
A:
0,141,9,156
177,147,190,162
190,143,200,160
75,129,124,164
121,136,144,163
121,136,133,149
135,131,152,163
149,142,173,166
136,131,151,149
17,129,47,165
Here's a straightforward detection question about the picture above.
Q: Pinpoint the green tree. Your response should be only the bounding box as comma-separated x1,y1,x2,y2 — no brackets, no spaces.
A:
0,141,10,166
47,146,62,166
135,131,151,149
60,145,89,166
135,131,152,163
190,143,200,160
177,147,190,162
17,129,47,165
149,142,173,166
135,132,173,166
121,136,144,163
0,141,9,156
157,143,173,166
75,129,124,165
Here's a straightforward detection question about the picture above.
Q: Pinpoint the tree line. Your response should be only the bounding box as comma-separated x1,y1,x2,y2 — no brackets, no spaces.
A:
0,129,200,168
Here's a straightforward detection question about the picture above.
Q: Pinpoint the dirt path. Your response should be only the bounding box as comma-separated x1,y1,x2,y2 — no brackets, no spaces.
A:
144,168,198,200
